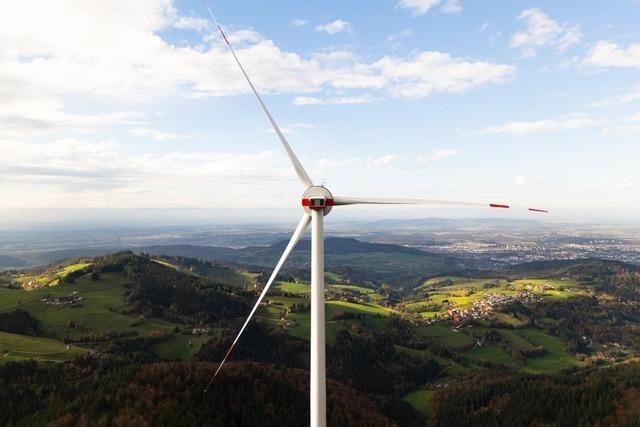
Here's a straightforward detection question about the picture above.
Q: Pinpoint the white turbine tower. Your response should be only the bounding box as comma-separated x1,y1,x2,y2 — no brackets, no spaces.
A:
203,5,547,426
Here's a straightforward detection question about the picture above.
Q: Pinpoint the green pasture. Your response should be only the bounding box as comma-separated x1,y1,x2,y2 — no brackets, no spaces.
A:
413,325,472,348
151,334,211,361
0,331,86,363
326,300,395,316
519,329,583,373
12,262,92,288
403,389,434,417
467,344,516,368
498,328,536,351
1,273,175,341
274,281,311,294
490,312,530,328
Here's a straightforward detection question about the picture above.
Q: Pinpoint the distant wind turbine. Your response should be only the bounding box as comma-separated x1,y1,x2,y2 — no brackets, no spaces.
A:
203,4,547,426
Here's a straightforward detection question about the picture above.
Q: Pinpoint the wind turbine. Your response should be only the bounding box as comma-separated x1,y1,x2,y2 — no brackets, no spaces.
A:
203,5,547,426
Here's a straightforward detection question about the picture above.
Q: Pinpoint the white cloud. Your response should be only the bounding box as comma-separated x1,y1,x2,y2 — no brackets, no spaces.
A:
590,84,640,107
261,122,325,135
416,148,458,163
293,95,378,106
315,20,352,35
128,128,201,141
0,88,146,139
510,8,582,57
290,19,308,27
478,22,503,45
397,0,461,16
601,124,640,137
386,29,413,45
371,52,515,98
0,0,518,209
0,1,513,110
601,113,640,138
441,0,462,14
583,41,640,68
515,175,527,187
0,137,297,208
463,114,606,136
173,16,210,32
366,155,402,171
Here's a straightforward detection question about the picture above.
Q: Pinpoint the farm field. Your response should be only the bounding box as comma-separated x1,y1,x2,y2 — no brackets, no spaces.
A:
151,334,212,361
408,275,587,319
4,273,175,340
0,258,595,381
467,344,517,367
12,262,92,288
403,389,434,418
519,329,584,373
0,271,182,362
0,331,86,362
414,325,473,348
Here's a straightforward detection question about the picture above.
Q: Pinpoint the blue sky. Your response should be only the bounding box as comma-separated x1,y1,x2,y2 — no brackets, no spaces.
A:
1,0,639,224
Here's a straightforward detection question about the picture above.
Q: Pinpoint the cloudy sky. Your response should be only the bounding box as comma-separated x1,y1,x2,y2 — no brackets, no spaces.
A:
1,0,639,224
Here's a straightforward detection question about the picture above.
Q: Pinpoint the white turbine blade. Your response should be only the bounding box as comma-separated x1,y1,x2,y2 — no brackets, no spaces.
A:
332,196,549,213
204,213,311,391
204,3,313,189
332,196,486,207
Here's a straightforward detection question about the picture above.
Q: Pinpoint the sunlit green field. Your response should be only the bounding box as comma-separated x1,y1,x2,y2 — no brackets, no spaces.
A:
8,273,175,340
0,263,588,375
519,329,584,373
414,325,473,348
274,281,311,294
12,262,92,288
326,300,395,316
151,334,212,361
408,276,585,318
403,389,434,417
467,344,517,367
0,331,86,363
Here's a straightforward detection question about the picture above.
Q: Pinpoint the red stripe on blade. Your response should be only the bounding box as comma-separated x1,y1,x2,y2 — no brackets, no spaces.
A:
218,25,230,45
489,203,510,209
529,208,548,213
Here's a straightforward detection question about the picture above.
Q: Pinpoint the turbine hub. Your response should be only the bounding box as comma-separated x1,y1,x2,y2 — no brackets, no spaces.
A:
302,186,333,216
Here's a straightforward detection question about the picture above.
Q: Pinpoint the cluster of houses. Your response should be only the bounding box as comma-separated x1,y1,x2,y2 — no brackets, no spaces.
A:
41,292,83,307
445,292,540,323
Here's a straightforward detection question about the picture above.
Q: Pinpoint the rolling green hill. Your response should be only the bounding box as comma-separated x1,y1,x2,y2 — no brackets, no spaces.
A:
140,237,466,287
1,250,640,426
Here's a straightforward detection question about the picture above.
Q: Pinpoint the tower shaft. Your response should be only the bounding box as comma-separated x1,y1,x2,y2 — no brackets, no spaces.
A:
310,209,326,427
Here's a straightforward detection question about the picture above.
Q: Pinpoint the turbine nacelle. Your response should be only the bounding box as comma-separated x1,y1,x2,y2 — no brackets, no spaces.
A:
302,186,334,216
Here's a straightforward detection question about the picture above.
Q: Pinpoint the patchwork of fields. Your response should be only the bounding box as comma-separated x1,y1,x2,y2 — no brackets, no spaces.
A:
0,261,595,420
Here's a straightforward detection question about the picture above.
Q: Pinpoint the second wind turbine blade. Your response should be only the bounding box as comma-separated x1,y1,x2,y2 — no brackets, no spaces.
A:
332,196,487,207
332,196,549,213
204,213,311,391
204,2,314,189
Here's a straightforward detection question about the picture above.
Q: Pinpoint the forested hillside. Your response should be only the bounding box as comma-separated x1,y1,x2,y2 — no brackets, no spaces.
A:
1,251,640,426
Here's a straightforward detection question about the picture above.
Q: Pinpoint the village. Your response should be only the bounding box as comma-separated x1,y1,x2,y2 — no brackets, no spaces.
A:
417,291,542,325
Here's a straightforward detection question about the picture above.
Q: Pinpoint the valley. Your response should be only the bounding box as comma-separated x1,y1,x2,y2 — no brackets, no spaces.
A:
1,239,639,425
